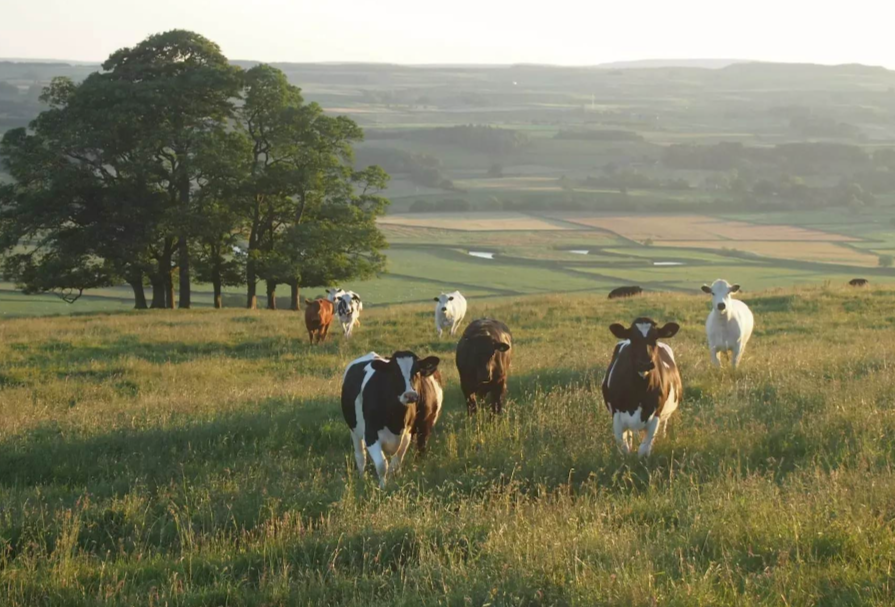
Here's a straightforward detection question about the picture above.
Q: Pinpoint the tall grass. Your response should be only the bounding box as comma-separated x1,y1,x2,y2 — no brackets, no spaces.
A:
1,285,894,605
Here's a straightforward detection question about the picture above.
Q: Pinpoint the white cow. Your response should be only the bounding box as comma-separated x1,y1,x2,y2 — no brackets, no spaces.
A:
336,292,363,338
433,291,467,337
702,279,754,368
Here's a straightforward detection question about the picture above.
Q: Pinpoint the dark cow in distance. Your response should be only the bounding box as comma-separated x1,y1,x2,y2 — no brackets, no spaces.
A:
608,286,643,299
341,351,443,487
849,278,869,287
601,317,682,457
304,298,334,344
456,319,512,415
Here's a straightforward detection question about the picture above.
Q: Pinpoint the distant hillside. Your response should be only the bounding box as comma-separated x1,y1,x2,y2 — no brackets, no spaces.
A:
596,58,750,69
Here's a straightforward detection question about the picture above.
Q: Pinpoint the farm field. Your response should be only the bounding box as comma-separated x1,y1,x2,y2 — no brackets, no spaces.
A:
2,287,895,604
2,210,894,317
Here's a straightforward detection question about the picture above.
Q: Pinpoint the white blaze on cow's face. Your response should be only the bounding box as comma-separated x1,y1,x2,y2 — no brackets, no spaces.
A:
702,279,740,314
395,355,419,405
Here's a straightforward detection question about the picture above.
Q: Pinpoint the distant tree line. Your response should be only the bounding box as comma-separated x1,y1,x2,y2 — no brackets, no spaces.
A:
354,147,460,192
0,30,389,310
554,129,643,142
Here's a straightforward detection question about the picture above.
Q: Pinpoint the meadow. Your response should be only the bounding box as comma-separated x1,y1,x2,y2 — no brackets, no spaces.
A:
1,286,895,605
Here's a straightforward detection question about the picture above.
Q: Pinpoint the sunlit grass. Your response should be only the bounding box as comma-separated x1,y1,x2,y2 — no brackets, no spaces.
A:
1,286,895,604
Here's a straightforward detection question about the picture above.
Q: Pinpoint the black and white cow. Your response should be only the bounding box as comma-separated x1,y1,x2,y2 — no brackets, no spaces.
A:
336,292,363,338
601,317,682,457
341,351,443,487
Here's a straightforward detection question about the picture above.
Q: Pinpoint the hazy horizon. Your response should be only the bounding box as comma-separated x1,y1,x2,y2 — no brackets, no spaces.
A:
2,0,893,68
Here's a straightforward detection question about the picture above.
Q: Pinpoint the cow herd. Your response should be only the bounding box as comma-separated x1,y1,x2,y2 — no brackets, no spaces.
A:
307,280,764,486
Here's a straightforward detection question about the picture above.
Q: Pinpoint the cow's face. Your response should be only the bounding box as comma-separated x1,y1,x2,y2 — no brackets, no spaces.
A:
327,288,345,302
372,351,440,404
702,279,740,314
610,318,680,379
472,339,511,383
433,293,455,313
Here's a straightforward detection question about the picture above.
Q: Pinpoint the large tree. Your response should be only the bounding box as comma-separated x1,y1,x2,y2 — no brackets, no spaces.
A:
100,30,243,308
235,65,387,309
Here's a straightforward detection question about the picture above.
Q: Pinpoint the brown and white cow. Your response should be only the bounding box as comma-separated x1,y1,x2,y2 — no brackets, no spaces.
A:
456,319,512,415
304,298,334,344
601,317,682,457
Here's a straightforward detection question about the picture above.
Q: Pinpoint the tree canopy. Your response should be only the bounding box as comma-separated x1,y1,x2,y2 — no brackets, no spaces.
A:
0,31,389,310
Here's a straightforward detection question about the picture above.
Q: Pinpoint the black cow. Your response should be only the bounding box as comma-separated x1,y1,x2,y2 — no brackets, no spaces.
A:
849,278,869,287
456,319,512,415
608,286,643,299
341,351,442,487
601,317,682,457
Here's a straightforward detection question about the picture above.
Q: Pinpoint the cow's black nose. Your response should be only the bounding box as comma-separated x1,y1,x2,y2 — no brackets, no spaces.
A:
442,307,447,312
717,302,726,311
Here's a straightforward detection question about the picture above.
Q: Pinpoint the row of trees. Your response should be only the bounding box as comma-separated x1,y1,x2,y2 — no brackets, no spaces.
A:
0,31,388,310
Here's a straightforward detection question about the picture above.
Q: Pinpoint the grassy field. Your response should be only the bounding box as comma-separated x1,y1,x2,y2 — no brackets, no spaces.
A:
2,286,895,604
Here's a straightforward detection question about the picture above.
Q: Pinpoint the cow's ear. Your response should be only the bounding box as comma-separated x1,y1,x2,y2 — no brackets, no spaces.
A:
304,298,313,305
730,284,741,293
658,322,680,338
352,294,361,302
371,359,389,372
418,356,440,376
609,323,629,339
701,285,712,294
495,342,511,352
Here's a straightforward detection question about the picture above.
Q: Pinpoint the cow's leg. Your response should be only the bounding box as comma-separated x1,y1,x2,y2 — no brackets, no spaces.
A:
436,324,443,338
731,341,745,369
352,433,366,477
465,390,478,416
638,417,661,458
390,431,413,475
308,330,315,345
491,383,506,415
709,347,721,367
321,324,329,343
366,441,388,488
660,417,669,438
612,413,631,455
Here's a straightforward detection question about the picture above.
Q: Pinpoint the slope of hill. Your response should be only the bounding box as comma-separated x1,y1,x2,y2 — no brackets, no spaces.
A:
0,286,894,604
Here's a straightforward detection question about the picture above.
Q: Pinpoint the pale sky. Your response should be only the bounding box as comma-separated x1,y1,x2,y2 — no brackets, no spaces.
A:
1,0,892,67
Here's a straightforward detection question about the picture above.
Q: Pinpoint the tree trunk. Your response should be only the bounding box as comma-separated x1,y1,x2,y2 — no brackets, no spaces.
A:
150,274,166,308
289,281,300,311
246,258,257,309
129,278,148,310
178,236,191,309
166,268,176,309
213,275,222,309
266,280,277,310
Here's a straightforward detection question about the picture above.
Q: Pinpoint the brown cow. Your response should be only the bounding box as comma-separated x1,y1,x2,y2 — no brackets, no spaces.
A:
304,298,334,344
456,319,512,415
849,278,869,287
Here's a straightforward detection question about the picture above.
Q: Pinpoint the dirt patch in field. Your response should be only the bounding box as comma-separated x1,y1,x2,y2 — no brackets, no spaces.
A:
547,214,856,242
661,241,876,266
379,213,573,231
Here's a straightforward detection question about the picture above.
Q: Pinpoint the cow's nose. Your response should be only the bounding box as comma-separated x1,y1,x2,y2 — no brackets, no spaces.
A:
402,391,419,404
717,302,726,311
442,307,447,312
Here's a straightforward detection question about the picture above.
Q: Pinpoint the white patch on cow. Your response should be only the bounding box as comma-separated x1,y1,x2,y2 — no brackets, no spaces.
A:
377,428,402,455
660,385,678,420
366,441,388,488
395,356,417,404
638,417,661,458
636,322,652,337
657,342,676,366
423,375,445,425
604,340,629,390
